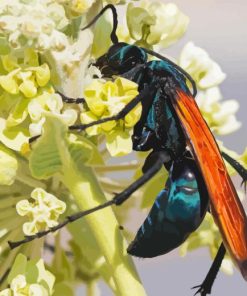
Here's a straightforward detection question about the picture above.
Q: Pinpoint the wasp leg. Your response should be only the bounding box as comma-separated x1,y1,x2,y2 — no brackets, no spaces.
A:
29,81,152,143
0,268,10,286
8,151,169,249
69,87,150,132
192,243,226,296
57,91,85,104
222,151,247,190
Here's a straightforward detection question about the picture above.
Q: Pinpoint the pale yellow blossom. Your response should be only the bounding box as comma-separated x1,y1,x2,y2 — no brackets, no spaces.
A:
81,77,141,156
179,42,226,89
196,87,241,135
127,1,189,48
0,143,18,185
16,188,66,236
0,254,55,296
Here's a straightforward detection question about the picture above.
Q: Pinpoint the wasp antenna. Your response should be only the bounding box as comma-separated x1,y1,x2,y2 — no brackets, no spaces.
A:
81,4,118,44
142,47,197,98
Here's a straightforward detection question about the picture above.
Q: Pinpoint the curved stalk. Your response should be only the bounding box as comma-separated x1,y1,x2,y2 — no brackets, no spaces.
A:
62,163,146,296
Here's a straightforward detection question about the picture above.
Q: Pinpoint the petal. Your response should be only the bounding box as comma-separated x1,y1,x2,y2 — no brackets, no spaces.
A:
29,284,49,296
35,63,50,87
0,118,30,151
19,79,37,98
80,111,100,136
0,73,19,94
179,42,226,89
106,129,133,157
0,143,18,185
16,199,31,216
23,221,38,236
6,97,29,127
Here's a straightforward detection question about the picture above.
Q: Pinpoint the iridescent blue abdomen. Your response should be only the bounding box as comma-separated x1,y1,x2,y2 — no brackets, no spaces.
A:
127,159,209,257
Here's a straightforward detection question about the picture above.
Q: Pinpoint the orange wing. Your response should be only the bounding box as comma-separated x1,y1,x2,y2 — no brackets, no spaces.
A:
172,89,247,280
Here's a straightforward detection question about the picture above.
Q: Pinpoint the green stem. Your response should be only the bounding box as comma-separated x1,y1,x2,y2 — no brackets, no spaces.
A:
95,161,139,172
62,163,146,296
86,281,100,296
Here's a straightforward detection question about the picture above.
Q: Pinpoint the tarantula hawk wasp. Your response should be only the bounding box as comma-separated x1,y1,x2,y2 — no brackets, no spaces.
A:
9,4,247,296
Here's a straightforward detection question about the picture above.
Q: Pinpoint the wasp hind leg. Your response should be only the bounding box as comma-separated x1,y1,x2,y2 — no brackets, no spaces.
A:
222,151,247,190
192,243,226,296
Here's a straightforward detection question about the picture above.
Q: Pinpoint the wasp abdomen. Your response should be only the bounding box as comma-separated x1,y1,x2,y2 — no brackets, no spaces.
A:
127,159,208,258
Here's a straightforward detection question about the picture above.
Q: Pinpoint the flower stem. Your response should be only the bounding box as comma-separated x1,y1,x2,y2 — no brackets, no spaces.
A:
86,281,100,296
62,163,146,296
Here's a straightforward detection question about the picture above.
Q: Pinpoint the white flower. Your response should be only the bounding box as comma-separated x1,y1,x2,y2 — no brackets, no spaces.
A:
28,92,78,137
0,0,69,52
179,42,226,89
196,87,241,135
127,1,189,48
16,188,66,236
0,254,55,296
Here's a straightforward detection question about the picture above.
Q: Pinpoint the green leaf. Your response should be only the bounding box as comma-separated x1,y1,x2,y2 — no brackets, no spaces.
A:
30,114,103,179
7,254,27,283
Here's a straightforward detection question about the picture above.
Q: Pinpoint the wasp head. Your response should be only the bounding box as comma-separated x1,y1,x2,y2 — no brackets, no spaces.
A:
94,42,147,77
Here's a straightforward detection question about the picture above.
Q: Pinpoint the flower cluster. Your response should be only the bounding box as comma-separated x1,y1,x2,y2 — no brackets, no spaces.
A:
0,254,55,296
126,1,189,48
0,0,69,52
81,77,141,156
179,42,226,89
16,188,66,236
196,87,241,135
178,42,241,135
0,49,78,151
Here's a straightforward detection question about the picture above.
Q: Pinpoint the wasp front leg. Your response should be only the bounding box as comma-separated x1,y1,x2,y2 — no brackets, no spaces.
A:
56,91,85,104
69,86,151,132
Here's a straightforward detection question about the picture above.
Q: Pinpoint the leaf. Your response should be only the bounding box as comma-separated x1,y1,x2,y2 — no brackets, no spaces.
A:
29,114,103,179
7,254,27,283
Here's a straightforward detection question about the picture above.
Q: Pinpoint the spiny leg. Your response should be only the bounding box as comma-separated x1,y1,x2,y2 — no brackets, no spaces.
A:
57,91,85,104
222,151,247,189
8,151,169,249
28,88,150,144
0,268,10,286
192,243,226,296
